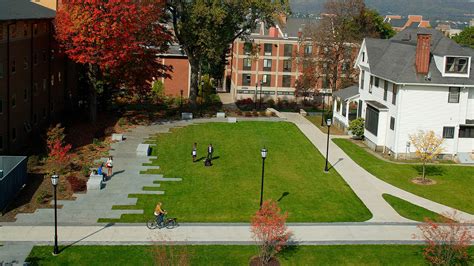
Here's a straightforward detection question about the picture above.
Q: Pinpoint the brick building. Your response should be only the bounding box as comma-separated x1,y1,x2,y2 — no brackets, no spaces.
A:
157,45,191,98
225,18,359,102
0,0,78,155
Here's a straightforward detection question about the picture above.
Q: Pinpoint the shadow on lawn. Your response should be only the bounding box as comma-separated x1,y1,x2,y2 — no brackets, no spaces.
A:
278,244,300,261
277,192,290,202
413,165,445,177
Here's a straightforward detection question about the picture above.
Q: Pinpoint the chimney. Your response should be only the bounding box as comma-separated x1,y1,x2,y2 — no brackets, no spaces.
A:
415,32,431,74
269,27,279,38
297,27,303,39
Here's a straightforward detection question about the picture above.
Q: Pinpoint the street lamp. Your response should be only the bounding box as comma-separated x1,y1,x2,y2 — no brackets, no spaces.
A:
259,147,268,208
321,91,326,126
255,80,258,110
51,174,59,255
324,118,332,173
180,89,183,110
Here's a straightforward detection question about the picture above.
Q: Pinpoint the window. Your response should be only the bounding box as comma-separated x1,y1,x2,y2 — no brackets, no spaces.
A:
365,105,379,136
459,126,474,138
242,74,251,86
11,59,16,73
283,59,291,72
43,79,47,90
342,101,347,117
374,77,380,87
443,127,455,139
369,76,373,93
304,45,313,55
390,117,395,130
360,70,365,90
445,57,469,74
23,57,28,69
448,87,460,103
0,62,3,78
323,78,329,89
243,58,251,70
58,72,61,83
12,128,16,141
23,24,28,36
282,75,291,87
362,52,365,62
51,74,55,86
262,74,271,86
383,80,388,101
263,59,272,71
11,95,16,108
264,43,272,56
23,88,28,101
392,84,398,105
284,44,293,57
244,42,253,55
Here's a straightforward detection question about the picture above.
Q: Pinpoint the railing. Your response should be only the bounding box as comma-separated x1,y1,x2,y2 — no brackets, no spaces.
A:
0,156,28,212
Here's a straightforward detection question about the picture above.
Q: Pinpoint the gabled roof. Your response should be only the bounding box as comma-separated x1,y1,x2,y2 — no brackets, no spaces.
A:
333,85,359,101
0,0,55,21
364,28,474,86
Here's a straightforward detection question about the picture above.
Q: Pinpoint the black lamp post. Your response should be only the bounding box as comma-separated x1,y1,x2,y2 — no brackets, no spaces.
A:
200,81,204,117
180,89,183,110
321,92,326,126
51,174,59,255
259,80,263,110
255,81,258,110
259,147,268,208
324,118,332,173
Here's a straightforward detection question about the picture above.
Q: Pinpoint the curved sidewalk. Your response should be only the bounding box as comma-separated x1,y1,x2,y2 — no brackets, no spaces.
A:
278,112,473,222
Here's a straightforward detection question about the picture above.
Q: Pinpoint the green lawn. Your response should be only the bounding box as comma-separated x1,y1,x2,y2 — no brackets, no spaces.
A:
102,122,371,223
305,116,346,135
382,194,447,222
25,245,447,265
334,139,474,214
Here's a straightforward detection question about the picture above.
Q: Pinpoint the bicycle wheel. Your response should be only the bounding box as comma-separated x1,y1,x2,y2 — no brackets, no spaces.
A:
147,219,157,229
166,219,177,229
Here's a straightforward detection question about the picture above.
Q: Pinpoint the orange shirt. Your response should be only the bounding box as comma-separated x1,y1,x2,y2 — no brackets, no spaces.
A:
155,205,164,214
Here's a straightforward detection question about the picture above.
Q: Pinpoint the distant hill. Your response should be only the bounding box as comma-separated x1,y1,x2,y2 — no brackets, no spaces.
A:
290,0,474,21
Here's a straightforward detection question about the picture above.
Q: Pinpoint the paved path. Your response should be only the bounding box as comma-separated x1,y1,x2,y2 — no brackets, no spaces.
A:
278,112,474,222
0,224,430,245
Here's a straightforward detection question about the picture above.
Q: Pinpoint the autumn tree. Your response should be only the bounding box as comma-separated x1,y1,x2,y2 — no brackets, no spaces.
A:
295,65,320,102
415,212,473,265
251,200,291,265
452,26,474,49
46,124,72,174
55,0,171,121
409,130,444,181
167,0,290,106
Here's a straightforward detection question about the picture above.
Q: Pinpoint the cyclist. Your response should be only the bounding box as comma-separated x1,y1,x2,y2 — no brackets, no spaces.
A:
154,202,167,226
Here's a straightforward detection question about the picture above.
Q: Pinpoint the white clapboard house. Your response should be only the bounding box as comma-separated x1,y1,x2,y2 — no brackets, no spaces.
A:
333,28,474,162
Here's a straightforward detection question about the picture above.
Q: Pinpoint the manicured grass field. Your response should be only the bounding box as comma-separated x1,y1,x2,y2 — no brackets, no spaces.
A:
382,194,447,222
102,122,371,223
305,115,346,135
334,139,474,214
26,245,448,265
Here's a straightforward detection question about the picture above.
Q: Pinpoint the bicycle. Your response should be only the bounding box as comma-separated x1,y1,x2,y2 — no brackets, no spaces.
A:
147,214,178,229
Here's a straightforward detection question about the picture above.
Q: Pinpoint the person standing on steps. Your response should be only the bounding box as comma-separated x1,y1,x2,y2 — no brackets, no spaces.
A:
106,156,113,177
192,143,197,162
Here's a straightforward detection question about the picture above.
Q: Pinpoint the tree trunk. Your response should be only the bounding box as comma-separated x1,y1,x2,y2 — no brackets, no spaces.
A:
86,64,99,122
188,59,200,109
422,161,426,180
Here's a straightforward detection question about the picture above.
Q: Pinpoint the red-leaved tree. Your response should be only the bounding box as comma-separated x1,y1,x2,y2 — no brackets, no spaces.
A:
415,212,473,265
55,0,172,120
251,200,291,265
46,124,72,174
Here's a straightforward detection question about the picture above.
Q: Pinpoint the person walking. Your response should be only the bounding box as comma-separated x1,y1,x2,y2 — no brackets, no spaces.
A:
192,143,197,162
207,144,214,161
106,156,113,177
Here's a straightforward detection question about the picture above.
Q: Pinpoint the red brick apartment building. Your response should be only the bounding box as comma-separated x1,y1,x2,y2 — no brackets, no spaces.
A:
158,45,191,98
225,18,359,102
0,0,78,155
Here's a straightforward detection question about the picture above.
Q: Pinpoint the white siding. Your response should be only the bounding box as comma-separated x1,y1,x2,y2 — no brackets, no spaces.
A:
396,85,473,155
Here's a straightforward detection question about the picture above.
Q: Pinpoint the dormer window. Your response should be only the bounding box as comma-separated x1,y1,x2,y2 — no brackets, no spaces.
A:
445,57,468,74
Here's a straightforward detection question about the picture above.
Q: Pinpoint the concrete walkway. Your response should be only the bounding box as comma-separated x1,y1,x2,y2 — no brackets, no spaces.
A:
278,112,474,222
0,224,429,245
